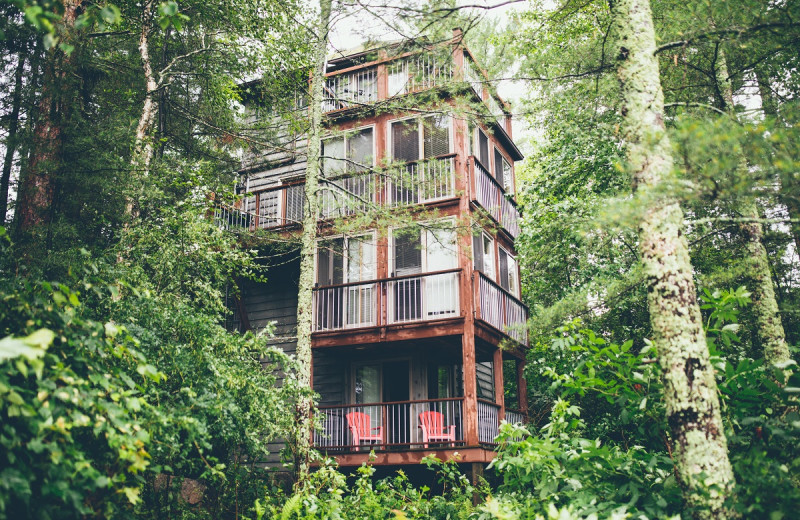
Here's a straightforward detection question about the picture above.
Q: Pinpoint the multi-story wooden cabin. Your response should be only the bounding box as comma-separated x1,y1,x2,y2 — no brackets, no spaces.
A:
219,30,529,473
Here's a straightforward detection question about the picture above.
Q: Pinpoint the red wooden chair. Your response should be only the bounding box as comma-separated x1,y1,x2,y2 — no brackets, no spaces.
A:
418,411,456,448
346,412,383,451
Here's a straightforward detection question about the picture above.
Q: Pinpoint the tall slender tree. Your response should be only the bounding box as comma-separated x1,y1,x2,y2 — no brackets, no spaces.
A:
712,47,791,366
610,0,735,516
294,0,333,488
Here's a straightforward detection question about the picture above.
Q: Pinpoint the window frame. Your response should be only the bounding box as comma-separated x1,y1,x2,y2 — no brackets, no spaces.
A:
388,218,458,277
314,231,377,287
472,229,496,280
498,246,520,298
387,115,453,163
321,123,377,178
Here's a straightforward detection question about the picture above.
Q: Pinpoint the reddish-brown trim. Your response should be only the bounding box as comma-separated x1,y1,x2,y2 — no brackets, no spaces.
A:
320,446,496,467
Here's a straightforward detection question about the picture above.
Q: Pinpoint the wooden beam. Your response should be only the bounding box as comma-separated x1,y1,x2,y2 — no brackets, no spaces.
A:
322,446,495,467
517,359,528,415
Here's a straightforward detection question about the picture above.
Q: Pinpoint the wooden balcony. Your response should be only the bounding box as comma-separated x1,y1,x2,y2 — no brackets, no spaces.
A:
471,157,521,239
312,269,461,332
214,155,457,232
309,268,528,347
312,397,527,465
474,272,529,346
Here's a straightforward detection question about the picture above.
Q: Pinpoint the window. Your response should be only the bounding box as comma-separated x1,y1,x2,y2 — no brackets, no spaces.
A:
390,224,459,322
498,247,519,297
390,117,453,204
315,234,376,329
502,156,513,194
472,230,495,279
320,128,374,217
494,147,514,193
494,148,503,180
477,129,489,169
321,127,374,176
391,116,451,162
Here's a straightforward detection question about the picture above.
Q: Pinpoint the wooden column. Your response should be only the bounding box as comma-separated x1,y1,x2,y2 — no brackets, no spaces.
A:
459,147,479,446
516,359,528,414
493,348,505,421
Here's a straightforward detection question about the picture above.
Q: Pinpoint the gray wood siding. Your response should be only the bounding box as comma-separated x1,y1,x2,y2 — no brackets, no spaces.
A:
239,259,300,468
313,349,345,407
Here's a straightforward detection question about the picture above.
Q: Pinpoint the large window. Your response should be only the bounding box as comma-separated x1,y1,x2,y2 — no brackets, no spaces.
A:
390,224,458,322
477,129,489,169
321,127,374,176
320,128,374,217
315,234,376,329
390,116,453,204
498,247,519,298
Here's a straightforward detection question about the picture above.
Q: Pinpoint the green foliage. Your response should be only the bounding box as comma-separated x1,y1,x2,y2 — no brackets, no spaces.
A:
256,455,479,520
0,276,159,518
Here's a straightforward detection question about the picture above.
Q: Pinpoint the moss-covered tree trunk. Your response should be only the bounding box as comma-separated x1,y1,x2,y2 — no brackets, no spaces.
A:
294,0,332,488
713,50,791,366
611,0,735,517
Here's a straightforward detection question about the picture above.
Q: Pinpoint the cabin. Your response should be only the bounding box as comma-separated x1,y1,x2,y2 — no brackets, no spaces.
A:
218,29,529,476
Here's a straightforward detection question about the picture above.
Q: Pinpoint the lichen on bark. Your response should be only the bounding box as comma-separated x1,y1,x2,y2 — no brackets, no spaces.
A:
713,49,791,366
294,0,332,488
610,0,735,517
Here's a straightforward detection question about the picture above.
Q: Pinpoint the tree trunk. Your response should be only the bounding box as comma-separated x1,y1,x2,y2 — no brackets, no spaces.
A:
714,51,791,366
294,0,332,488
134,0,158,174
16,0,81,234
611,0,735,517
1,54,25,225
754,66,800,259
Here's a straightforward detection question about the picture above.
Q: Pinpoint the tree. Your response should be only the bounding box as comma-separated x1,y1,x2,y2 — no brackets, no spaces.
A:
612,0,735,515
294,0,333,487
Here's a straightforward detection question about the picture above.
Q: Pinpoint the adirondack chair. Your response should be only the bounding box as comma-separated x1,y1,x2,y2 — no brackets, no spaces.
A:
418,411,456,448
346,412,383,451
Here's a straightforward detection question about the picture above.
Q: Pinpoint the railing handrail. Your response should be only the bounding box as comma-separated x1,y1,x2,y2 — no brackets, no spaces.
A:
476,271,528,311
318,396,464,410
477,398,501,407
314,268,462,291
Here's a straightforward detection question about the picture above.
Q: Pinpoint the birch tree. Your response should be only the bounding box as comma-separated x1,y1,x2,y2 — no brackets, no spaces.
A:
610,0,735,516
294,0,332,487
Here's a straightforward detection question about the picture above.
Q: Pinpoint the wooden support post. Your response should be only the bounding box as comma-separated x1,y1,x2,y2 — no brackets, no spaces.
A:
493,348,504,421
470,462,484,506
516,359,528,415
462,331,479,446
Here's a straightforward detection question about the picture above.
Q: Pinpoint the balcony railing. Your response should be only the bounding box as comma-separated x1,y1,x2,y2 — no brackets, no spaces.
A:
389,155,456,206
387,53,454,97
323,66,378,112
475,272,529,345
505,409,526,426
472,158,521,238
463,56,483,98
477,399,501,444
313,269,461,332
314,398,464,451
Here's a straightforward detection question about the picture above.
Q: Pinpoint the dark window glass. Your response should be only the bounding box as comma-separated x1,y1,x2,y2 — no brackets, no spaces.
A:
393,230,422,276
392,120,419,162
478,130,489,168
